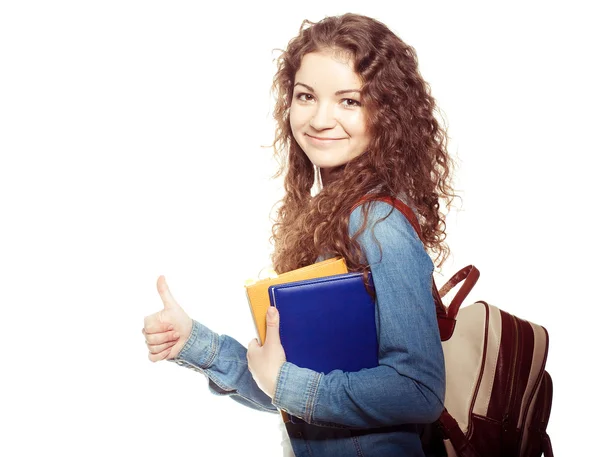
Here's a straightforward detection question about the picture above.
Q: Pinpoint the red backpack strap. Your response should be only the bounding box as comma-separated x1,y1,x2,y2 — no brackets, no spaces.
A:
542,433,554,457
438,265,480,320
437,410,481,457
351,195,456,340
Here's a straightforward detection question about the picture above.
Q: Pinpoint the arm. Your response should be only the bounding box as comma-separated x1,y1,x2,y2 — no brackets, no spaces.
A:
272,201,445,428
170,320,278,413
144,276,277,413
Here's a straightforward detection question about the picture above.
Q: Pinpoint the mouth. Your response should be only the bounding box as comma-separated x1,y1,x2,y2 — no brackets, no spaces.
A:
305,134,346,143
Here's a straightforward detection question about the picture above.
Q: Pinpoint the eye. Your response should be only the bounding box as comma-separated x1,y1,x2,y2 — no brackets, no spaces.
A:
341,98,361,108
295,92,315,102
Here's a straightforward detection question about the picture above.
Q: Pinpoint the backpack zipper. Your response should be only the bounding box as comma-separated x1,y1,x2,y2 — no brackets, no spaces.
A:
502,313,521,451
539,372,552,430
521,372,553,456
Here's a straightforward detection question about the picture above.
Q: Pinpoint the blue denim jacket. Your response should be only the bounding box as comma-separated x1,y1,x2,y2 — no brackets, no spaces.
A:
171,201,445,456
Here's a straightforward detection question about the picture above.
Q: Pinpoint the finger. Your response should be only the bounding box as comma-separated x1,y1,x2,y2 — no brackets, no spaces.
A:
147,340,177,355
264,306,281,346
148,347,171,363
145,330,179,345
143,316,174,334
156,275,178,310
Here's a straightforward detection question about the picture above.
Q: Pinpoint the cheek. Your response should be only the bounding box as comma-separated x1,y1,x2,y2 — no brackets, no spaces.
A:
289,105,298,128
289,107,306,140
348,115,371,150
289,119,300,143
342,111,368,136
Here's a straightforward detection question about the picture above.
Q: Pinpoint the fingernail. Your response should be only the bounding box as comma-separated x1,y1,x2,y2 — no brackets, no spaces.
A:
268,307,276,317
168,325,174,331
173,332,179,339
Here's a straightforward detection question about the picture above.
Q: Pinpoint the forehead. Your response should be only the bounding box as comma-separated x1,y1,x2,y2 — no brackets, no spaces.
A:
294,51,363,92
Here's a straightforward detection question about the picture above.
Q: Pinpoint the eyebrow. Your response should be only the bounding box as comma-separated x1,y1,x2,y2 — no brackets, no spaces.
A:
294,82,361,96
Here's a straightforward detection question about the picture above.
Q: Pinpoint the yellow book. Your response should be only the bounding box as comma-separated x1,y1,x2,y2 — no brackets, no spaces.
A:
245,257,348,344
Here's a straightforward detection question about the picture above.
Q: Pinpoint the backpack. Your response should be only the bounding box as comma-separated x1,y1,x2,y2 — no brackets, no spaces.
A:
376,196,554,457
433,265,554,457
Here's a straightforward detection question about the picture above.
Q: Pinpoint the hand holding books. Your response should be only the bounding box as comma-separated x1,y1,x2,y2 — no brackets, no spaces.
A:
246,258,379,376
269,272,378,375
247,306,286,399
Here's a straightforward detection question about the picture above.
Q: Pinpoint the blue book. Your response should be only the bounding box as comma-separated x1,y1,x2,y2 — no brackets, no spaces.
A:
268,272,379,375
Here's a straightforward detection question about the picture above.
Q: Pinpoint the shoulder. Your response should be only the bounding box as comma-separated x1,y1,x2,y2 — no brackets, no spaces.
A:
349,200,419,243
349,200,431,269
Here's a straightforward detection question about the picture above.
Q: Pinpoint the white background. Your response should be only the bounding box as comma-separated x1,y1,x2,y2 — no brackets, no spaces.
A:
1,1,597,456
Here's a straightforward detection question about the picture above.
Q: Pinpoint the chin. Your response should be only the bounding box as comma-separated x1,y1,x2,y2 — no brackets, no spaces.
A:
302,151,347,170
308,159,347,170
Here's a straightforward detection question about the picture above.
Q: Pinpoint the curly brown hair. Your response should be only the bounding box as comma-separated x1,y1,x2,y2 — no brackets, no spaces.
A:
270,13,455,274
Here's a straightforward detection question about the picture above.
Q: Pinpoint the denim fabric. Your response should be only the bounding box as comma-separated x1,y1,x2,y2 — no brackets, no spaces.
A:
171,200,445,456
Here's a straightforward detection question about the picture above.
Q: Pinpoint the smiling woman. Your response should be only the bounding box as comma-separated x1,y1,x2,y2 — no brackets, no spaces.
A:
143,12,454,457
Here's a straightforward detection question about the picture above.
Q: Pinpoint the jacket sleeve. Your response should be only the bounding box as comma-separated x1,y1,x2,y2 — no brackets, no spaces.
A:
271,201,445,428
169,319,278,414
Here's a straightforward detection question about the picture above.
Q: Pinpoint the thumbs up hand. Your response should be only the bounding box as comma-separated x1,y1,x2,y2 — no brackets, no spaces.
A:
143,275,193,362
247,306,286,398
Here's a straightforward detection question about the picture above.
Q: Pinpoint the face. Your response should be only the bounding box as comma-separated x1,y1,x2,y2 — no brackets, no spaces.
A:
290,51,371,173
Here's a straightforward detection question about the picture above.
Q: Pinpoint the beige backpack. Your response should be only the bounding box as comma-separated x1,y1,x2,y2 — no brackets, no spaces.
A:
434,265,553,457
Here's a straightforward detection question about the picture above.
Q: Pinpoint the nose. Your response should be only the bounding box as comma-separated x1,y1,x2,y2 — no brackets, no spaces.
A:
309,102,336,130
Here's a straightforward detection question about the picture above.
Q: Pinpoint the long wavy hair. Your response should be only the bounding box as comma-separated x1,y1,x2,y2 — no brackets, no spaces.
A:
270,13,455,274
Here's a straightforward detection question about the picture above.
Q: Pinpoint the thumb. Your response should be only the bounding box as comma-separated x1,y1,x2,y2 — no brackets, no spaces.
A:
264,306,281,346
157,275,179,310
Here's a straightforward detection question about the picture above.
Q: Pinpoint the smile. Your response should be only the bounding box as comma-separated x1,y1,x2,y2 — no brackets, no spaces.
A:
305,134,346,145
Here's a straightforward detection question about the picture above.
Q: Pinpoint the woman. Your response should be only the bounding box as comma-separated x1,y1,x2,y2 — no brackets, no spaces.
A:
143,13,454,457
